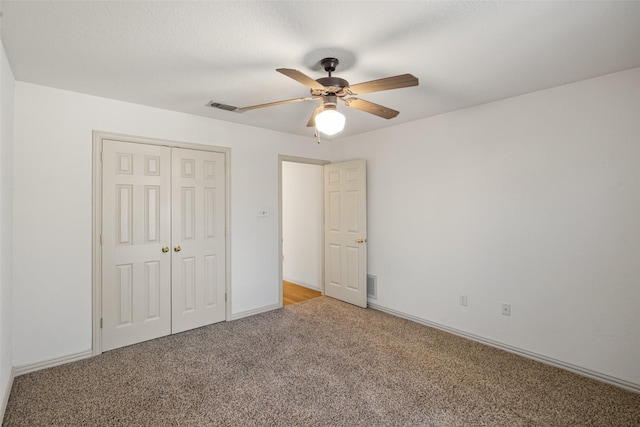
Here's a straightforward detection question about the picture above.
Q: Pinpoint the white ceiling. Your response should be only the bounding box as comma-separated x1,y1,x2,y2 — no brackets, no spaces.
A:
2,1,640,139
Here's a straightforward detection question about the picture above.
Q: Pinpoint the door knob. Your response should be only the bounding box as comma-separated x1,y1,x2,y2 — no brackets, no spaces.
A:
356,238,367,243
162,246,169,253
174,245,181,252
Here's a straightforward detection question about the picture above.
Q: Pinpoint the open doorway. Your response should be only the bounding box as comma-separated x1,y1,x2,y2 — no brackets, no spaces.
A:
279,157,327,306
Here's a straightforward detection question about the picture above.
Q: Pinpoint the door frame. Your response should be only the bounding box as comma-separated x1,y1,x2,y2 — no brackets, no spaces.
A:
278,155,329,307
92,131,231,355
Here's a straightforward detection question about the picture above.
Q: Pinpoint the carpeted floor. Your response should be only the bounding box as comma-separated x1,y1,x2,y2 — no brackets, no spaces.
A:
3,297,639,426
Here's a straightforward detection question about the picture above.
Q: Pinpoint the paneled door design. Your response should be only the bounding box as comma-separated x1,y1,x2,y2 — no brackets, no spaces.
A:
102,140,172,351
171,148,226,333
101,141,227,351
324,160,367,308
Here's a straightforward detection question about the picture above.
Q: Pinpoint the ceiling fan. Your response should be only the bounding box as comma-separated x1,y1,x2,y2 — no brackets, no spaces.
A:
208,57,419,136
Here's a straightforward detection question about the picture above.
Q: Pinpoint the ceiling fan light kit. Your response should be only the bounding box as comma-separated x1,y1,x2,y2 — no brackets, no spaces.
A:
208,57,418,137
315,106,345,136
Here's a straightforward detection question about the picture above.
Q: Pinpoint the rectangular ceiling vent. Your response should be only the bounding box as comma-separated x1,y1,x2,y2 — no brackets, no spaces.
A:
207,101,239,112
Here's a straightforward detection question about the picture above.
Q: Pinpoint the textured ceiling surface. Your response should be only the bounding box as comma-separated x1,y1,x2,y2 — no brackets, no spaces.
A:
2,1,640,139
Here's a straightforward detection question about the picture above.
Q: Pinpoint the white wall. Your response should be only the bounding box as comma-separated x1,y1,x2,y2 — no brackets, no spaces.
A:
282,161,323,290
331,67,640,388
0,40,15,411
8,66,640,390
12,82,330,366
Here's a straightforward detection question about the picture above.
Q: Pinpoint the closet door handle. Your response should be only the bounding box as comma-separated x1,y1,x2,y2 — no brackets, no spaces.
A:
162,246,169,253
174,245,181,252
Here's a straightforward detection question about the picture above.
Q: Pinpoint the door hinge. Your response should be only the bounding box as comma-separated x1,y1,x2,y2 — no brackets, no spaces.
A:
100,318,103,329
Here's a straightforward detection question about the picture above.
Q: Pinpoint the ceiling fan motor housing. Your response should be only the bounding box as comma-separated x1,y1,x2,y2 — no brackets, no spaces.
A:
316,76,349,90
315,58,349,96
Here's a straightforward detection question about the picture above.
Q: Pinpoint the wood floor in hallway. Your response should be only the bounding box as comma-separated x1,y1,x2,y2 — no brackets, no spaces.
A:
283,281,322,306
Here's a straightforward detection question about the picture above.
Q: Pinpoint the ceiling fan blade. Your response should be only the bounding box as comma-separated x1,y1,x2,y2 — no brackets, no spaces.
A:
237,97,314,112
277,68,325,90
346,74,418,95
343,98,399,119
306,103,323,127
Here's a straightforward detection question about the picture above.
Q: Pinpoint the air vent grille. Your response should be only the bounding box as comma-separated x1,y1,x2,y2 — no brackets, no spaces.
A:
367,274,377,300
207,101,238,112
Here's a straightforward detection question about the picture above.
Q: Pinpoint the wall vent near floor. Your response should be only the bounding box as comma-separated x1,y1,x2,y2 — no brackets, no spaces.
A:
367,274,377,300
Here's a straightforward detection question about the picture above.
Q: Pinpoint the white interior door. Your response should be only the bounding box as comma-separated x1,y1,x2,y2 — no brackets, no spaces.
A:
324,160,367,308
102,140,172,351
171,148,227,333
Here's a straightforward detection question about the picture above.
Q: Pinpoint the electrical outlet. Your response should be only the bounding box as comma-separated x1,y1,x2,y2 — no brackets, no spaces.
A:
501,303,511,316
459,295,467,306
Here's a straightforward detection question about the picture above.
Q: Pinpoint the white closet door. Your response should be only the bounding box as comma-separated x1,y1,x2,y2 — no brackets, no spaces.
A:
324,160,368,308
102,140,172,351
171,148,227,333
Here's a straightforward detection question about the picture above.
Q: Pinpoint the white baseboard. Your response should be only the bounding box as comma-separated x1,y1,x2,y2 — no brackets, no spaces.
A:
368,301,640,394
1,366,15,421
12,305,281,379
231,303,280,321
13,349,93,377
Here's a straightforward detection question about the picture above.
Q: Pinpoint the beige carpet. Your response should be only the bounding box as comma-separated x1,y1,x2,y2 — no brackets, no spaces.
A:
3,297,639,426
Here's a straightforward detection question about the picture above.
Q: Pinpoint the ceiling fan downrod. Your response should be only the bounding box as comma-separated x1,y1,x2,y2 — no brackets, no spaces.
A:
321,57,339,77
